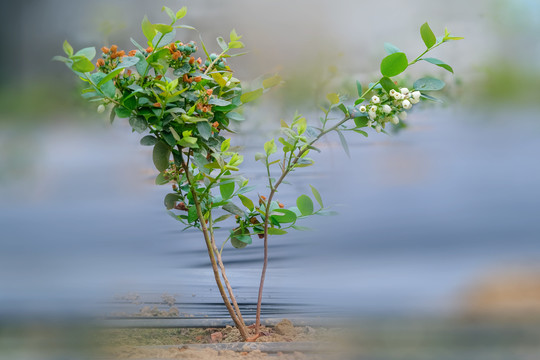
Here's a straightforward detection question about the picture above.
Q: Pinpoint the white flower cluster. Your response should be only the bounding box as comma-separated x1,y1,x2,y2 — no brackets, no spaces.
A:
358,88,421,133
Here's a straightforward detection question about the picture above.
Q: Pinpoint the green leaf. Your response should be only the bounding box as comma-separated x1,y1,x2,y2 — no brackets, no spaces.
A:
226,112,245,121
220,181,235,200
420,22,437,48
326,93,340,105
164,193,180,210
310,185,323,208
115,106,131,118
291,225,312,231
230,28,241,41
316,210,339,216
196,121,212,140
384,42,401,54
380,76,399,93
272,209,297,223
422,57,454,73
110,107,116,123
63,40,73,56
255,152,266,161
222,203,244,217
268,228,287,235
228,41,244,49
188,206,198,223
130,37,146,52
72,57,95,73
214,214,231,223
74,47,96,61
296,195,314,216
420,93,443,103
176,6,187,20
264,139,277,156
221,138,231,152
129,116,148,133
231,234,251,248
208,98,231,106
211,72,227,87
336,130,350,157
154,24,173,35
162,6,176,22
96,68,123,87
52,55,70,64
356,81,363,98
413,77,445,91
141,15,156,44
237,194,254,211
153,141,170,172
262,75,282,89
217,36,228,51
240,88,263,104
155,172,169,185
152,29,177,49
380,52,408,77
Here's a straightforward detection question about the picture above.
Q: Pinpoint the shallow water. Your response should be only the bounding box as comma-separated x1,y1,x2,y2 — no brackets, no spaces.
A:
1,108,539,320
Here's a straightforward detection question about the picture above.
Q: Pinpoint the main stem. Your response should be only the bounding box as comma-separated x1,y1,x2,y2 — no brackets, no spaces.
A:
180,156,250,340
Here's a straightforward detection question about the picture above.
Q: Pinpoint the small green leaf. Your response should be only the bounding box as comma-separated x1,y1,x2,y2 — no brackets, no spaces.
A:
255,153,266,161
162,6,176,22
310,185,323,208
356,81,363,98
196,121,212,140
220,181,235,200
413,77,445,91
420,22,437,48
142,16,156,44
222,203,244,217
336,130,350,157
230,28,241,41
272,209,297,223
240,88,263,104
155,172,169,185
231,234,251,248
226,112,245,121
264,139,277,156
296,195,314,216
72,57,95,73
238,194,254,211
63,40,73,56
422,57,454,73
188,206,198,223
129,116,148,133
268,228,287,235
228,41,244,49
384,42,401,54
380,52,408,77
221,138,231,152
217,36,228,51
214,214,231,223
211,72,227,87
115,106,131,118
74,47,96,61
326,93,339,105
380,76,399,93
176,6,187,20
262,75,282,89
164,193,180,210
154,24,173,35
153,141,170,172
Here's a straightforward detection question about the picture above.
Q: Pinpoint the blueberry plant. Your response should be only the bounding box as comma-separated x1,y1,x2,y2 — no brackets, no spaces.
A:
56,7,462,341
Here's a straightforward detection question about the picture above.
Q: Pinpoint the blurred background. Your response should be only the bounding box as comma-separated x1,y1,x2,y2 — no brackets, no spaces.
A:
1,0,540,358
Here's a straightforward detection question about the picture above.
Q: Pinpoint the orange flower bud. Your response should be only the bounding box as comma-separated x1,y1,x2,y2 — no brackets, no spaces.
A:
169,43,177,52
110,45,118,53
202,106,208,113
125,69,132,76
206,89,213,96
146,46,153,53
101,46,110,54
128,50,137,56
212,121,219,128
183,74,189,82
110,53,117,59
193,76,202,82
196,103,203,110
172,51,181,60
156,75,162,80
153,102,162,108
117,50,125,57
189,56,195,65
96,58,105,67
278,202,284,208
260,195,267,200
197,57,202,64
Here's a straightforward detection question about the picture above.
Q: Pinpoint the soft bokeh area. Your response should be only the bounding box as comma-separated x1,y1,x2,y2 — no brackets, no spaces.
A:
1,0,540,358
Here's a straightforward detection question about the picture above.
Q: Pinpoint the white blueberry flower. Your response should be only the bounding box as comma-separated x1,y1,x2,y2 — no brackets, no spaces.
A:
389,89,397,96
371,95,380,104
370,105,377,113
359,105,367,113
97,104,105,113
393,92,403,100
392,115,399,124
400,87,410,95
382,104,392,114
367,120,372,127
402,99,412,109
368,110,377,120
375,124,382,133
412,91,421,100
398,111,407,121
410,98,420,104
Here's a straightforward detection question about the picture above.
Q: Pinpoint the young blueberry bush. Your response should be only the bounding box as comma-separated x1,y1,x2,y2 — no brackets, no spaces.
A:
56,7,462,341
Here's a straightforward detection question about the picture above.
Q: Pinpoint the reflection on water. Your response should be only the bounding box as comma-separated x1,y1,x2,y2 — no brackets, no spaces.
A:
1,108,539,321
